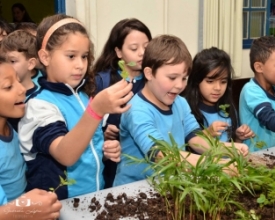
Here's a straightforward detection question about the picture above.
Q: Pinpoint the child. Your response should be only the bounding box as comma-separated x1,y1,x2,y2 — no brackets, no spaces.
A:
0,19,14,42
0,56,26,202
113,35,249,187
18,14,133,200
184,47,254,144
93,18,152,188
0,186,62,219
239,36,275,151
1,30,41,131
1,30,40,94
15,22,37,36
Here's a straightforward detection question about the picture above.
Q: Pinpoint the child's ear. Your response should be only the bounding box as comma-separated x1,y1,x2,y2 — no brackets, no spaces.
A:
38,49,50,66
27,58,37,71
115,47,122,59
144,67,153,80
254,61,263,73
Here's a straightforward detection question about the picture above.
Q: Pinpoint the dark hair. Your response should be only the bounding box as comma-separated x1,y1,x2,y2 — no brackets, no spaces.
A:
93,18,152,86
37,14,95,97
142,34,192,80
183,47,238,140
1,30,37,59
12,3,34,23
0,19,14,36
250,36,275,73
15,22,37,35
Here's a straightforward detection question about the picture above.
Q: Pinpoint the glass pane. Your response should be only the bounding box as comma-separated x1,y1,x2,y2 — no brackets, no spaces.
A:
243,0,249,8
250,11,266,38
243,12,249,39
251,0,266,8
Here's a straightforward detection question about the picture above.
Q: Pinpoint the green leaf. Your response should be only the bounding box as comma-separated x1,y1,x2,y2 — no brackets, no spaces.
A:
257,194,266,204
126,61,136,67
49,187,55,191
59,175,66,185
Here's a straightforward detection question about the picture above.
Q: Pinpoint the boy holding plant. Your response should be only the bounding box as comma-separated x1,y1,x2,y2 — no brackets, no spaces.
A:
239,36,275,151
114,35,249,186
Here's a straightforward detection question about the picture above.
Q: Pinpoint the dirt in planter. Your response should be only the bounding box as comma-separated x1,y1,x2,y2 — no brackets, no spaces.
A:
70,153,275,219
88,190,275,220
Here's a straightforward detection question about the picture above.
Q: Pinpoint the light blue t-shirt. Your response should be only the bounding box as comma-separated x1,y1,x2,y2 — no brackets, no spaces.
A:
239,78,275,151
0,185,7,205
199,102,232,142
0,124,26,201
113,91,200,186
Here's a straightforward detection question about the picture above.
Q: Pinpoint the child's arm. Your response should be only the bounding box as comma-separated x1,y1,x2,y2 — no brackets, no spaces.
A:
0,189,61,220
50,80,133,166
188,135,249,156
235,124,255,142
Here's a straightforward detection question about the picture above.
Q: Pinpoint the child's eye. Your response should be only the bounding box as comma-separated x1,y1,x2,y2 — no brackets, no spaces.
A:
221,80,228,84
68,55,75,59
182,77,187,81
4,85,12,90
10,60,16,64
206,80,213,83
82,55,88,59
131,48,137,52
169,77,176,80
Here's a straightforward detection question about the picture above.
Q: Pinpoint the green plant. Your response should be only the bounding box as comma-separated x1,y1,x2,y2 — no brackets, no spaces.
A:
118,60,136,79
219,104,230,117
124,131,275,220
250,136,267,149
49,171,76,192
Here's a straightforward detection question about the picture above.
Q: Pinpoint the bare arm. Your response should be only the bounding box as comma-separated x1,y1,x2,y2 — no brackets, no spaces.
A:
50,80,133,166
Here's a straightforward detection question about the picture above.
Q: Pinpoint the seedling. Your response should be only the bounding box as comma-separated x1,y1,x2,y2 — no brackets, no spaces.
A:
250,136,267,149
124,131,275,219
219,104,230,117
49,171,76,193
118,60,136,79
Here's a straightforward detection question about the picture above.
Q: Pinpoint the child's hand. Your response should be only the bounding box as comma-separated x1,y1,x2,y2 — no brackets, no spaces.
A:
104,124,119,140
233,142,249,156
207,121,229,137
103,140,121,162
91,79,133,116
19,189,62,219
235,124,255,141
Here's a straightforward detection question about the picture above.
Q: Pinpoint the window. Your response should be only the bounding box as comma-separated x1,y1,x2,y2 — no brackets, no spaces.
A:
243,0,271,48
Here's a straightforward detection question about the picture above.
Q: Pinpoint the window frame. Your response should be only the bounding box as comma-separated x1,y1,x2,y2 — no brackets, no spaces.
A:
243,0,271,49
55,0,66,14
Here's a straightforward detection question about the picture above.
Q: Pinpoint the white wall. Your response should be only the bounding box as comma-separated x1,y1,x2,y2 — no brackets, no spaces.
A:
241,49,252,78
66,0,199,58
65,0,252,78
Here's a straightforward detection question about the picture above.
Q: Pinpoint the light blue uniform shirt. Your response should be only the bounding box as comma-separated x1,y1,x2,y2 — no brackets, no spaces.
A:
114,92,200,186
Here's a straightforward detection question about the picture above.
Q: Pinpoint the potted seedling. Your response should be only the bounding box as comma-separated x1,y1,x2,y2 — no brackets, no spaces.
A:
124,131,275,220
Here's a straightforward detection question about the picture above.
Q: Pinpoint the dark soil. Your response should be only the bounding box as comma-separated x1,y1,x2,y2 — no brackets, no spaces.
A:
71,153,275,219
71,189,275,220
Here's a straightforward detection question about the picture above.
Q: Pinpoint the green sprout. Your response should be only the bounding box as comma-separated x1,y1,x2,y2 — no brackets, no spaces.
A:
49,171,76,193
250,136,267,149
219,104,230,117
124,131,275,219
118,60,136,80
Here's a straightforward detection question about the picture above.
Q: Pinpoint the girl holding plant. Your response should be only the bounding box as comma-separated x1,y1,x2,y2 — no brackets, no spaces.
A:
93,18,152,188
184,47,255,143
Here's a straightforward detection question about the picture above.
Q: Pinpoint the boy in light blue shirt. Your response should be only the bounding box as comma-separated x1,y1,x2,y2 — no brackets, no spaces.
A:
239,36,275,151
114,35,249,186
